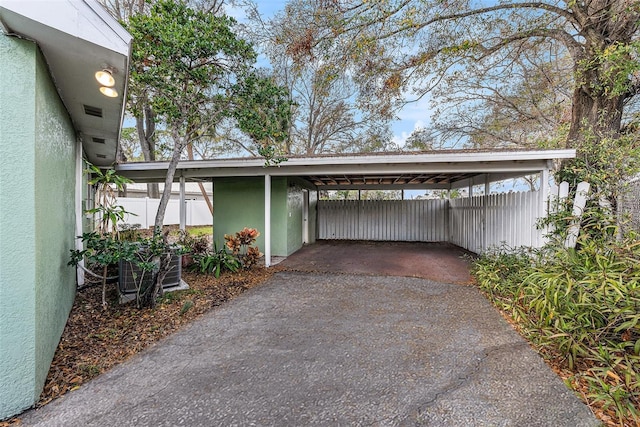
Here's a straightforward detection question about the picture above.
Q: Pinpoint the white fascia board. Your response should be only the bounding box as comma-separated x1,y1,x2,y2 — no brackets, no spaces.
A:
0,0,132,55
116,149,576,173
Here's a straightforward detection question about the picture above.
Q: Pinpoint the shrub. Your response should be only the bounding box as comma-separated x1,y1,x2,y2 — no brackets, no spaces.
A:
473,232,640,424
190,247,240,278
224,227,263,269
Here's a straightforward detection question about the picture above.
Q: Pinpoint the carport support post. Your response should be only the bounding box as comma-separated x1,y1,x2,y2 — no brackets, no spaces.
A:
179,175,186,231
265,174,271,267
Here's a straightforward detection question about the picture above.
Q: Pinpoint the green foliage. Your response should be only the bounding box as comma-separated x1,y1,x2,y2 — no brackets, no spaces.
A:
85,162,133,237
190,247,240,278
556,130,640,200
177,229,210,255
473,233,640,424
69,232,122,269
224,227,262,269
179,300,194,316
580,41,640,97
231,72,292,165
127,0,255,124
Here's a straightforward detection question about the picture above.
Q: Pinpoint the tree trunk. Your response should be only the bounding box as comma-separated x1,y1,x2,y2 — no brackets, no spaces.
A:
136,105,160,199
567,84,625,147
154,138,185,234
186,144,213,214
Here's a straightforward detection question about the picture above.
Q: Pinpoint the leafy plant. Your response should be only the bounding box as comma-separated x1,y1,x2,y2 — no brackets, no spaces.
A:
85,162,133,238
224,227,263,269
473,230,640,424
177,229,210,255
190,247,240,278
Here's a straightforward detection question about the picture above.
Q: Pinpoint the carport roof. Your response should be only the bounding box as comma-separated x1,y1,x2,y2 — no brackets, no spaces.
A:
115,149,575,190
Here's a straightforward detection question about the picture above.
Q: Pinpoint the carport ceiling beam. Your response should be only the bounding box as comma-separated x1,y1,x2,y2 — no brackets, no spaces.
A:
315,183,452,190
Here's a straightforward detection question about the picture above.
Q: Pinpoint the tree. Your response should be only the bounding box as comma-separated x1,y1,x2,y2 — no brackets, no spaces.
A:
282,0,640,149
231,71,292,162
240,0,394,155
126,0,290,231
99,0,229,200
430,39,574,148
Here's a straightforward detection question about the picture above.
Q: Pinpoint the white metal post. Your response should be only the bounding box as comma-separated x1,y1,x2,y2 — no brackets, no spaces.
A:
264,174,271,267
179,175,186,231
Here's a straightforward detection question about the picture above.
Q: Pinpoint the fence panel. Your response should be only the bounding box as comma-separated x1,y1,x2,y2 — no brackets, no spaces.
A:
116,197,212,229
619,178,640,235
317,199,448,241
449,191,544,253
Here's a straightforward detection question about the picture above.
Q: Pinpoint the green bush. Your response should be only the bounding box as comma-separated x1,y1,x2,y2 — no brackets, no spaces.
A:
473,233,640,424
190,247,240,278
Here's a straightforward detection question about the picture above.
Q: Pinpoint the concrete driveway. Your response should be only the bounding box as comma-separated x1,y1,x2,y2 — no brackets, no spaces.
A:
20,262,598,426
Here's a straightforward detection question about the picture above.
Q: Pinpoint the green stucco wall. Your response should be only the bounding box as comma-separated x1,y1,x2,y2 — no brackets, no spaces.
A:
213,177,317,258
0,35,77,420
286,178,318,254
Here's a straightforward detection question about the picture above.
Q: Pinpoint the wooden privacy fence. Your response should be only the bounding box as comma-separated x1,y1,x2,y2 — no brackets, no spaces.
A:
449,191,543,253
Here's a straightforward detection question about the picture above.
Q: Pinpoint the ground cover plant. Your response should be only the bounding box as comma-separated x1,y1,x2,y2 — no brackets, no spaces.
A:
473,219,640,426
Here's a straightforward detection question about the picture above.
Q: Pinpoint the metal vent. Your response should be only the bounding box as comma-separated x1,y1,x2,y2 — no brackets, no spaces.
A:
92,137,106,144
83,105,103,118
95,154,107,159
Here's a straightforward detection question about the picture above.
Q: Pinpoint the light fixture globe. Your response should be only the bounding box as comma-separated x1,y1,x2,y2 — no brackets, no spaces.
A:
99,86,118,98
95,69,115,87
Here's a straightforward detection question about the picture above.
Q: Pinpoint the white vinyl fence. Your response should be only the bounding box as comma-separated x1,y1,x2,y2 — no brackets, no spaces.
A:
318,190,550,253
449,191,544,253
116,197,212,229
318,199,449,241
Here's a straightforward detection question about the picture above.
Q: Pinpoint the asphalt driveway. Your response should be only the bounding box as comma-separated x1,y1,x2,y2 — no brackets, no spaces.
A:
20,269,598,426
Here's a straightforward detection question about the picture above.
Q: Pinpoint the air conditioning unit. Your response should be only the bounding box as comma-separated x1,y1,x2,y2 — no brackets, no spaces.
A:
118,249,182,294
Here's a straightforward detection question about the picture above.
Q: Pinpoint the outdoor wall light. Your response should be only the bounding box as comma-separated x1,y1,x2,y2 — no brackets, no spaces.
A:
95,69,115,87
99,86,118,98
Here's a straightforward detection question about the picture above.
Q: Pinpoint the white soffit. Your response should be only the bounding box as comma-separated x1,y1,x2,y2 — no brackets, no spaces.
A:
0,0,132,166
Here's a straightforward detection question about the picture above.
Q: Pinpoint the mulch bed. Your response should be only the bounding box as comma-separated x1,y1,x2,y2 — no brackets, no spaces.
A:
1,267,276,426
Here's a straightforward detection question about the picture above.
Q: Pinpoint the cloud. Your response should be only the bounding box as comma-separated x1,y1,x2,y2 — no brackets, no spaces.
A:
392,120,427,147
391,94,434,146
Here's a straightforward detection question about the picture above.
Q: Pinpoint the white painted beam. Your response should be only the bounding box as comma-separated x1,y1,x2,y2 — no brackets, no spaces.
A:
264,174,271,267
179,175,186,231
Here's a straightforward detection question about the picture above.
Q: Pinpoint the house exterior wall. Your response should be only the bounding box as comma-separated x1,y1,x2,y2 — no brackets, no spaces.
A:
212,177,317,258
0,35,77,419
286,178,317,255
213,177,286,256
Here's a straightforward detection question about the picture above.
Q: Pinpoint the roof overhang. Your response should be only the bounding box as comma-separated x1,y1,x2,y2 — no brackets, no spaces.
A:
0,0,132,166
115,149,576,189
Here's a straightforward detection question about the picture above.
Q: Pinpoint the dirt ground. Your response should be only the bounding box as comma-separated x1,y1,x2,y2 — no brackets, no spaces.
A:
279,240,475,284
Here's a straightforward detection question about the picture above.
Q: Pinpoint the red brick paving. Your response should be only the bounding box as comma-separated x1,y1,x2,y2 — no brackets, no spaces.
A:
279,240,475,284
